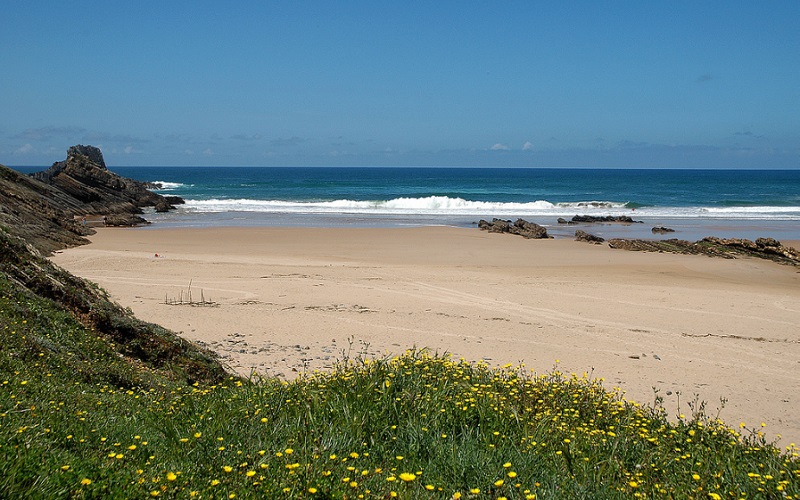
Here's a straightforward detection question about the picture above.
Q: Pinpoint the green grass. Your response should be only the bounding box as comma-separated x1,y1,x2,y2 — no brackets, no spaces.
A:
1,224,798,498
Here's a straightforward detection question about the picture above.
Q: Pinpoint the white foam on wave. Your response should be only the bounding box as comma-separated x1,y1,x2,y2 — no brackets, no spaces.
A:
150,181,187,190
180,196,800,220
184,196,627,216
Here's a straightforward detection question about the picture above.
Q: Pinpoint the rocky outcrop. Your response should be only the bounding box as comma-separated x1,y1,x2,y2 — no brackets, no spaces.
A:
558,215,642,224
478,218,551,239
1,145,183,254
575,230,605,244
69,144,107,169
652,226,675,234
1,164,91,253
607,236,800,266
31,145,182,219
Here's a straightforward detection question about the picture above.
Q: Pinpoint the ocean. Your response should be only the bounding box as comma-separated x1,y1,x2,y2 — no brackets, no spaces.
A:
19,166,800,241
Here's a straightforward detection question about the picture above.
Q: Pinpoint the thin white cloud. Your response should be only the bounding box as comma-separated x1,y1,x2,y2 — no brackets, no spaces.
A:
15,143,35,154
271,136,307,147
231,133,262,141
490,143,509,151
203,148,214,156
522,141,534,151
15,126,86,141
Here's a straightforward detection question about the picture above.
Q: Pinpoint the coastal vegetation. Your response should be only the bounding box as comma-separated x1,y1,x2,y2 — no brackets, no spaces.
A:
2,227,799,498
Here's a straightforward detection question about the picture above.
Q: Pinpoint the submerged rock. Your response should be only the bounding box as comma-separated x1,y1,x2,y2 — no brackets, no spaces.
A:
560,215,643,224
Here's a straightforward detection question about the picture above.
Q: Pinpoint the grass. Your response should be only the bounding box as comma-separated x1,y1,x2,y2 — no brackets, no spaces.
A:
1,226,798,498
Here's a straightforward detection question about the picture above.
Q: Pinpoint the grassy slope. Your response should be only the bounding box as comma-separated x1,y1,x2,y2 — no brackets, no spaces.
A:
1,227,799,498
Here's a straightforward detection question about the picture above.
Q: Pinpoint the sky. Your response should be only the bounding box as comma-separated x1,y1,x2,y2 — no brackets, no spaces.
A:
2,1,799,168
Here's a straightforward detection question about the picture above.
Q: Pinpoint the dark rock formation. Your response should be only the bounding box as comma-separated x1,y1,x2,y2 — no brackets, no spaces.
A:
69,144,107,169
1,145,183,254
478,218,551,239
607,237,800,266
31,145,180,218
652,226,675,234
1,164,90,253
559,215,642,224
575,230,605,244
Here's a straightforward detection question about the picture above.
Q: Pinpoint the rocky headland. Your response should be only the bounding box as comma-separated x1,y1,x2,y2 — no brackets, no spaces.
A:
0,145,226,386
1,145,182,254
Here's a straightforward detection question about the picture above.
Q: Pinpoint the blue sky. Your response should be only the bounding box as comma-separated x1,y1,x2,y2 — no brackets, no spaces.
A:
2,2,799,168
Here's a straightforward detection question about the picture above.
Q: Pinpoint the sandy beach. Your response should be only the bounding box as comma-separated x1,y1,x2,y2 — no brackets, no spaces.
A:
51,227,800,446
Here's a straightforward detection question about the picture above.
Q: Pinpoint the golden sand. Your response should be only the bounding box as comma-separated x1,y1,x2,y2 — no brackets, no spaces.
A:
51,227,800,445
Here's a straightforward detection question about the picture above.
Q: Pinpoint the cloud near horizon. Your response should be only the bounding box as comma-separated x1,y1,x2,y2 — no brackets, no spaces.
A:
16,126,88,141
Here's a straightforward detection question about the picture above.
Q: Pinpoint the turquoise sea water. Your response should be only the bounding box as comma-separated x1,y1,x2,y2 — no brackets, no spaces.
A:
17,166,800,241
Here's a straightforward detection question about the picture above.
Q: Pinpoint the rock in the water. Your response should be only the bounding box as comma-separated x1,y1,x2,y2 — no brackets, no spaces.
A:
575,229,605,244
154,200,174,213
652,226,675,234
568,215,642,224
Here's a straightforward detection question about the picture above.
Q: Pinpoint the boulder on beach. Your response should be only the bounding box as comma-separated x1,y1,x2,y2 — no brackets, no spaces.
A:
607,236,800,266
478,218,551,239
575,229,605,244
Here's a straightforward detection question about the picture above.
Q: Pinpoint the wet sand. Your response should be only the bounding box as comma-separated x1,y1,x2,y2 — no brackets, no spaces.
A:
51,227,800,446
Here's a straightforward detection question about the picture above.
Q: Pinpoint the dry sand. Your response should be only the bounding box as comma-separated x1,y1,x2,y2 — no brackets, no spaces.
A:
50,227,800,446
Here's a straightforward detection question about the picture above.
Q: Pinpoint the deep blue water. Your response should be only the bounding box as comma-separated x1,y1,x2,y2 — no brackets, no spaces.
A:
14,166,800,240
114,167,800,210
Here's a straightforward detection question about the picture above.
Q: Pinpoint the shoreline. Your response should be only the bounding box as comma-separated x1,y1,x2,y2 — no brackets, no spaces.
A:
51,225,800,446
140,207,800,244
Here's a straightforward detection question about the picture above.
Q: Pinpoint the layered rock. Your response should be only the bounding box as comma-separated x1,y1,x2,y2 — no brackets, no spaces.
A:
558,215,642,224
478,218,551,239
607,236,800,266
574,229,605,244
31,145,182,219
1,145,183,254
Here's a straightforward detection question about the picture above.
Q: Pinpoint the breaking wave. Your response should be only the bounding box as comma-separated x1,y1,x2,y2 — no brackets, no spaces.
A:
180,196,800,220
150,181,188,191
